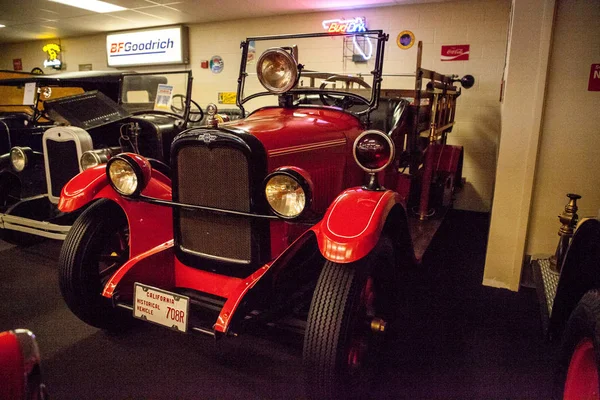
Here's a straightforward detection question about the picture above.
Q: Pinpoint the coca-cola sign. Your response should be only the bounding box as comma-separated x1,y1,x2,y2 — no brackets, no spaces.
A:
441,44,470,61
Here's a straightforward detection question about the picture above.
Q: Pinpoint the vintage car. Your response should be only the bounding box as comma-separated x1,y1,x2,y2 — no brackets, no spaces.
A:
532,195,600,400
0,329,47,400
0,70,201,245
57,30,473,397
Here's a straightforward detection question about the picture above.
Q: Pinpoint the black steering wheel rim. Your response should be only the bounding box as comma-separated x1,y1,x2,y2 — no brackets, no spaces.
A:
170,94,204,123
319,75,371,109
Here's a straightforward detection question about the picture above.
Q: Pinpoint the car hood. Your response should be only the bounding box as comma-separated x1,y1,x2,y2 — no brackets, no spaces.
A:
220,107,363,153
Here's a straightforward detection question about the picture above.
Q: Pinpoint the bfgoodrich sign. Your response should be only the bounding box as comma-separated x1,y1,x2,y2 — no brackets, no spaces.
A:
106,26,189,67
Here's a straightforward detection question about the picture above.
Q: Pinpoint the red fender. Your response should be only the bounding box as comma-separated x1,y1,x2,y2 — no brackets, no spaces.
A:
58,165,173,257
0,331,24,400
311,187,404,263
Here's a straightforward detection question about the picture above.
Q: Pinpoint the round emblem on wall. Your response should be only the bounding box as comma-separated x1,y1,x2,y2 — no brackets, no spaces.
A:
397,30,415,50
210,55,224,74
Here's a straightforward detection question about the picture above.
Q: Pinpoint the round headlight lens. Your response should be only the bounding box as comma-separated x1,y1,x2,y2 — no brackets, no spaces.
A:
10,147,27,172
353,130,395,173
256,48,298,94
108,159,138,196
80,151,101,171
265,174,306,218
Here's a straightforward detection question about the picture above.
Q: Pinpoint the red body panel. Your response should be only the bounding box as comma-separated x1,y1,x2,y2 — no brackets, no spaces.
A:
433,144,463,173
0,331,24,400
311,188,403,263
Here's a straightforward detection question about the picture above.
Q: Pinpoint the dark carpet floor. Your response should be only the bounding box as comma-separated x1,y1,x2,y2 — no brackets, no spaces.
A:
0,210,555,399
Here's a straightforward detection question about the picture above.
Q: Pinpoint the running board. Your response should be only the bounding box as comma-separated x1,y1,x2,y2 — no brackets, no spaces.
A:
0,213,71,240
532,257,559,336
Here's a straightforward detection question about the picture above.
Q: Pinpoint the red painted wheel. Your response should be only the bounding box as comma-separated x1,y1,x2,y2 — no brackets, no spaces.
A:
564,339,599,400
303,236,396,399
559,290,600,399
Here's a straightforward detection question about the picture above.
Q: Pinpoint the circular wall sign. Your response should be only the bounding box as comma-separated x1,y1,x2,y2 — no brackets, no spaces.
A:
210,55,224,74
397,30,415,50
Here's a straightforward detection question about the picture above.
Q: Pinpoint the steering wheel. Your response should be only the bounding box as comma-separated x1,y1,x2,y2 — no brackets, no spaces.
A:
319,75,371,109
171,94,204,123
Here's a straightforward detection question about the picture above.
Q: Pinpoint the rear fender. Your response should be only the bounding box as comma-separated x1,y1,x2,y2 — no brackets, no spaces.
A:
311,188,409,263
59,165,173,257
549,218,600,339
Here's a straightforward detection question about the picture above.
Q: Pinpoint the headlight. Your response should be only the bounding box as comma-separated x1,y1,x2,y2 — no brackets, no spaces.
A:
353,130,395,173
80,147,120,171
10,147,28,172
264,168,312,218
106,153,151,196
256,48,299,94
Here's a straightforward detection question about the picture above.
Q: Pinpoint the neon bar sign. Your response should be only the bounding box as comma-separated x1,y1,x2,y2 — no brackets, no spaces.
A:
322,17,367,33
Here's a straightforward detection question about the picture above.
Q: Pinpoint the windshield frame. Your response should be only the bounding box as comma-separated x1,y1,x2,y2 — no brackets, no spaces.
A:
236,30,388,118
119,70,193,121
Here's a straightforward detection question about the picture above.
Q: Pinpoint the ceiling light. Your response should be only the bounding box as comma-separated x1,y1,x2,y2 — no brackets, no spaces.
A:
0,24,5,28
49,0,126,13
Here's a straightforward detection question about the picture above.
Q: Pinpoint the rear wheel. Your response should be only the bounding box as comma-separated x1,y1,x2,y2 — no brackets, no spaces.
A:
58,199,131,330
558,290,600,400
303,237,396,399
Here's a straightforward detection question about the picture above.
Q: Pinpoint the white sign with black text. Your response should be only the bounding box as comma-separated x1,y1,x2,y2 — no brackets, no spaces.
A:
106,26,189,67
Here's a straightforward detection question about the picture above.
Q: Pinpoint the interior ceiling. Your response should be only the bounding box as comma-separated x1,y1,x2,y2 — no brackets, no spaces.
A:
0,0,450,44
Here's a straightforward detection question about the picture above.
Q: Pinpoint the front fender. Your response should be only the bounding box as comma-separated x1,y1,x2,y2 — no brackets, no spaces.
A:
58,165,172,212
59,165,173,257
549,218,600,339
311,187,404,263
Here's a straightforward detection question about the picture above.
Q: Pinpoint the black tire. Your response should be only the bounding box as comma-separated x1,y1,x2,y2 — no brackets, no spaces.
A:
58,199,131,330
556,290,600,400
303,237,396,399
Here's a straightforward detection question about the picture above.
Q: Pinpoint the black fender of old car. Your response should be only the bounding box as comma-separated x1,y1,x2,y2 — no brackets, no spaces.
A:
549,218,600,340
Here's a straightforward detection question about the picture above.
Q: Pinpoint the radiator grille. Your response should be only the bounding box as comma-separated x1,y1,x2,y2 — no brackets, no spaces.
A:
46,139,80,198
176,145,252,262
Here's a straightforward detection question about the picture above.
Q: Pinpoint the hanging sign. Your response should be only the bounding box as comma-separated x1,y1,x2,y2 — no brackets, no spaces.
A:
588,64,600,91
42,43,62,69
441,44,470,62
106,26,189,67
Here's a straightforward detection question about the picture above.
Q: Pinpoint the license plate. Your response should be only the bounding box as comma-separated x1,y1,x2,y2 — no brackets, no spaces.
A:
133,283,189,333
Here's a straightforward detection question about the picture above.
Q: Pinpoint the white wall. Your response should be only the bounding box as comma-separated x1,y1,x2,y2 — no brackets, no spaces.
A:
526,0,600,256
0,0,510,213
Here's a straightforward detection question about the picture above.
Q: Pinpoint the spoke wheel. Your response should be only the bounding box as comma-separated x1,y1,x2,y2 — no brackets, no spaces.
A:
303,237,396,399
558,290,600,400
59,199,131,330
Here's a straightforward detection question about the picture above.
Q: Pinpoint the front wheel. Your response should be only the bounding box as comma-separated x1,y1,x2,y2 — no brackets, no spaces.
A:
58,199,131,330
558,290,600,400
303,237,396,399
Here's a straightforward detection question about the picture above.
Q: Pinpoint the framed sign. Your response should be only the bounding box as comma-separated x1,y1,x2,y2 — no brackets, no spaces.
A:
441,45,470,61
106,25,189,68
